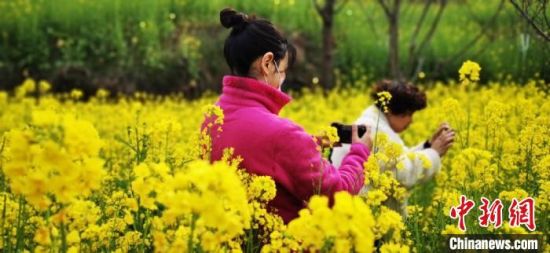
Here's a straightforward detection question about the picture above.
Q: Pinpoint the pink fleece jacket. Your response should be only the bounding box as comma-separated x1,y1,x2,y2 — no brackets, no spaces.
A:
202,75,370,223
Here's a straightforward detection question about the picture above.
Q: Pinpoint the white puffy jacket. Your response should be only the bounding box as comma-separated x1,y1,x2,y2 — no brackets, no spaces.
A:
330,105,441,215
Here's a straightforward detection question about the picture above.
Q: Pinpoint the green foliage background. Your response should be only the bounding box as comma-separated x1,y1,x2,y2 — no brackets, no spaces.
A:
0,0,548,95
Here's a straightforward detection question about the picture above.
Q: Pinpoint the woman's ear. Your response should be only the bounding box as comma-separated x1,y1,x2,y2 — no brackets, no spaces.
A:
259,52,274,75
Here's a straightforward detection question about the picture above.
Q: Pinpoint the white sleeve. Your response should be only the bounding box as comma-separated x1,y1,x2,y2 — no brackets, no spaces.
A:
394,148,441,189
409,141,426,152
329,144,351,167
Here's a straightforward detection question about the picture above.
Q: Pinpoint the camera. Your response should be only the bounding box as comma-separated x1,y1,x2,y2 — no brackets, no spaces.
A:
331,122,367,144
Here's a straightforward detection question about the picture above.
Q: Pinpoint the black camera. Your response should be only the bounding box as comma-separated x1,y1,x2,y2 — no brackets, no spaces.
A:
331,122,367,144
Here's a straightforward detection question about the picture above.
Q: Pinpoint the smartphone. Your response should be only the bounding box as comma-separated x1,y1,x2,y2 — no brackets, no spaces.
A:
331,122,367,144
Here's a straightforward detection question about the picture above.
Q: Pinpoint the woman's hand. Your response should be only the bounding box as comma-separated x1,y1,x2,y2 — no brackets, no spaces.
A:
315,135,341,148
431,128,455,156
430,122,451,144
351,124,372,150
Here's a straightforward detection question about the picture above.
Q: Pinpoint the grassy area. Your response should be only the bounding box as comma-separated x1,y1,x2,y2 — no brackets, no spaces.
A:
0,0,548,94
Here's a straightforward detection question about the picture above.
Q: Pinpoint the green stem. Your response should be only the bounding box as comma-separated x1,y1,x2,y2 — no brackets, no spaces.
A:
524,138,533,192
135,126,140,164
373,109,381,153
188,214,198,252
414,216,420,252
61,220,67,253
465,84,473,148
1,194,6,250
485,124,489,150
466,110,471,148
245,228,254,253
15,196,26,251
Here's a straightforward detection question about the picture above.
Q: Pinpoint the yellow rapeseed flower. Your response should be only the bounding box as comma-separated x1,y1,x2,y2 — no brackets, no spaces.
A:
458,60,481,85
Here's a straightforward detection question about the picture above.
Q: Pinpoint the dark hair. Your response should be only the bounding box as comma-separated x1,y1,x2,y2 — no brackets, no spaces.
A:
371,79,427,115
220,8,296,76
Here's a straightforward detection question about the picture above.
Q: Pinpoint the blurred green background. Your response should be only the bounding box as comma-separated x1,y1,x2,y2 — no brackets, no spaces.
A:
0,0,548,96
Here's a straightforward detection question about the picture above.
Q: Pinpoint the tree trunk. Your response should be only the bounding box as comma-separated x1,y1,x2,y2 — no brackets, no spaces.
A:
388,11,400,80
314,0,347,91
378,0,402,80
322,14,334,91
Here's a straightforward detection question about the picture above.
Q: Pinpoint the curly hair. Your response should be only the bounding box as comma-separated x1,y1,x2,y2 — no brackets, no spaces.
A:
371,79,427,115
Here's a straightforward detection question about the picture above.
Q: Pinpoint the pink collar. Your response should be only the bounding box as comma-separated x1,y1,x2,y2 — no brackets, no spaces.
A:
221,75,291,115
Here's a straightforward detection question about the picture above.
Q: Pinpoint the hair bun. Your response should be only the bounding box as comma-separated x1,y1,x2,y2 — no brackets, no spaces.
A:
220,8,248,29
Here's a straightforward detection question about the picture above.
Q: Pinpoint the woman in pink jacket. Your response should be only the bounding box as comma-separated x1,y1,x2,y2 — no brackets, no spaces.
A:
202,8,372,224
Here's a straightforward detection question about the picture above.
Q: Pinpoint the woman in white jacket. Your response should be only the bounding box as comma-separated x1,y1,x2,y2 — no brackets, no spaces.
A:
330,79,455,215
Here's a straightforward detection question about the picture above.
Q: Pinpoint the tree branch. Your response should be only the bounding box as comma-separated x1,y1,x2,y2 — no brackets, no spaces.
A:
378,0,392,18
311,0,323,14
443,0,505,64
408,0,447,78
313,0,323,16
358,0,380,38
408,0,433,66
411,0,447,61
543,0,550,28
334,0,350,13
510,0,550,41
392,0,401,14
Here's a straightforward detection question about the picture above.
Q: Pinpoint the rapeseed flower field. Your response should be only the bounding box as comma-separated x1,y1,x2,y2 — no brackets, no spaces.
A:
0,62,548,252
